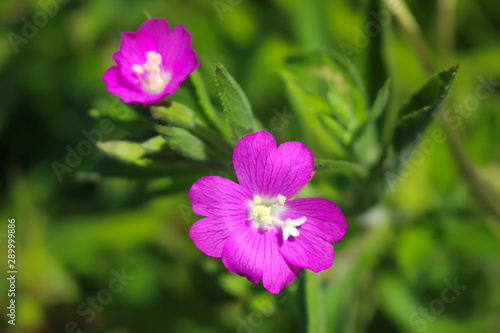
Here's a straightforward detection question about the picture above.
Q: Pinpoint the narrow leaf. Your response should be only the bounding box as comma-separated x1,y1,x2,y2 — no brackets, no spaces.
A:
214,61,255,142
190,69,226,133
365,0,389,103
352,79,391,144
393,65,459,154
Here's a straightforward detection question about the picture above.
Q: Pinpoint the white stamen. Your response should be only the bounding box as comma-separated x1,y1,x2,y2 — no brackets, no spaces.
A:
250,194,306,240
131,51,170,94
132,64,145,74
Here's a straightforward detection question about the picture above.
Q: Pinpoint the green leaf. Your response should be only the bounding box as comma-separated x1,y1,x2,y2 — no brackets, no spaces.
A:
214,61,255,142
365,0,389,103
156,125,208,161
352,79,391,144
281,51,368,158
190,69,226,134
89,99,147,132
315,159,369,178
151,102,195,128
393,65,459,154
285,51,367,121
281,71,348,157
141,135,166,153
368,78,391,122
96,136,167,166
96,141,149,166
90,99,141,122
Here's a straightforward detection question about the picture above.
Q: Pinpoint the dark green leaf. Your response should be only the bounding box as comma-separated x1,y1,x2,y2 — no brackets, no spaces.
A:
315,159,369,178
190,69,226,134
214,61,256,143
365,0,389,103
393,65,459,154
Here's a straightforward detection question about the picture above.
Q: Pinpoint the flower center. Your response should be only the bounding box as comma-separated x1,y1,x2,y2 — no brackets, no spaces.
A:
251,195,306,241
132,51,171,94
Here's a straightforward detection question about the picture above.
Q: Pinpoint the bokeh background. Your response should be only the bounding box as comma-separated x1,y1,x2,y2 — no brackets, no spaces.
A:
1,0,500,332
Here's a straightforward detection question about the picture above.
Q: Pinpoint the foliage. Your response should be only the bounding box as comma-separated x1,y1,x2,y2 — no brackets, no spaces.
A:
1,0,500,332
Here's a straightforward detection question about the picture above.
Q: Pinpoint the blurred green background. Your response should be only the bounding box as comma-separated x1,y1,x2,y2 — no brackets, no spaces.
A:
1,0,500,332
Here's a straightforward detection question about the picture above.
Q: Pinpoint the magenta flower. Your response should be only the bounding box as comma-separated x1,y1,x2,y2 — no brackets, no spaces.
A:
189,130,347,293
103,18,199,104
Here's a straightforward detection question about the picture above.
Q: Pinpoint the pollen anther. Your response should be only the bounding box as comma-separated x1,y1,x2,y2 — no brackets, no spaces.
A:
277,194,286,206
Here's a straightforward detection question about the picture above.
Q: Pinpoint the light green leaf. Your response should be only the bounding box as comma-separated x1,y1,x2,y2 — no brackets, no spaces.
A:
281,71,348,157
96,141,149,166
156,125,208,161
141,135,166,153
214,61,255,142
284,51,367,121
151,102,195,128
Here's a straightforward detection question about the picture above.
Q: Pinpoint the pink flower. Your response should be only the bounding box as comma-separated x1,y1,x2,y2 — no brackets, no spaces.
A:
103,18,199,104
189,130,347,293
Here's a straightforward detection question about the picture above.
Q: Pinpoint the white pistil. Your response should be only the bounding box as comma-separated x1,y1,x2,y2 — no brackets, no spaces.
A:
251,194,305,240
131,51,171,94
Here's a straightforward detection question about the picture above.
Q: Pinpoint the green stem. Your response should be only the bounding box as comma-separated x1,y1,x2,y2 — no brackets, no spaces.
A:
191,120,234,160
298,275,308,333
383,0,434,74
299,270,327,333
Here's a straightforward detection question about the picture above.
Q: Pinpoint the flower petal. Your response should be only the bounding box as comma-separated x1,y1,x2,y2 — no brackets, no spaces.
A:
190,217,241,258
161,25,199,74
233,130,314,198
276,227,334,273
189,176,252,218
138,18,171,50
283,198,347,242
139,20,199,84
112,30,156,84
222,226,301,293
103,66,151,104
